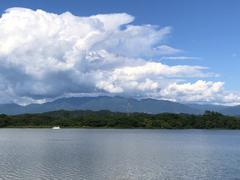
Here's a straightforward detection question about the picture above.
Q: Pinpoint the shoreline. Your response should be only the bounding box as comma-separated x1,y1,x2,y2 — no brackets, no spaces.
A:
1,127,240,130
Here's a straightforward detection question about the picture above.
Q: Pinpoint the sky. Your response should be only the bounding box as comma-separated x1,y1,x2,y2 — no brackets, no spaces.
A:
0,0,240,105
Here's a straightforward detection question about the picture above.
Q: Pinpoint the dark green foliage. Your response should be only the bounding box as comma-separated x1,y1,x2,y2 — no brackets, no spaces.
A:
0,110,240,129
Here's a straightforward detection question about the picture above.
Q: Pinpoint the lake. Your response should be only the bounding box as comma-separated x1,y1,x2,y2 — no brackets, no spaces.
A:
0,129,240,179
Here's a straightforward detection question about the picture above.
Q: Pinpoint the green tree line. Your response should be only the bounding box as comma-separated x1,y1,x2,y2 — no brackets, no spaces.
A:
0,110,240,129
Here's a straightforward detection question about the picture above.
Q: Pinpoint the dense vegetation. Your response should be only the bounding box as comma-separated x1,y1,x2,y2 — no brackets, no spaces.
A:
0,110,240,129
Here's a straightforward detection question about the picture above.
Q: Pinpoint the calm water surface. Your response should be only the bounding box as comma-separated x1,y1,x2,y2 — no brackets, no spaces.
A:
0,129,240,180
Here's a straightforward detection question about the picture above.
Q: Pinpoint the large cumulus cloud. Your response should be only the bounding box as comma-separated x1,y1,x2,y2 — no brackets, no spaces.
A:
0,7,238,105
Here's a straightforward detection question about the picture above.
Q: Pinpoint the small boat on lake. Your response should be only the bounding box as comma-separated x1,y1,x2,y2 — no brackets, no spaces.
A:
52,126,61,130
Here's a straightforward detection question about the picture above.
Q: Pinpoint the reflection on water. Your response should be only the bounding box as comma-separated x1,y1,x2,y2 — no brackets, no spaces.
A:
0,129,240,179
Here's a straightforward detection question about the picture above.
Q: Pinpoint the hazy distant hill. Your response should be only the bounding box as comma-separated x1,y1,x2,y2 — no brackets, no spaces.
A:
218,105,240,116
0,104,24,115
188,104,240,116
0,96,199,115
0,96,239,115
187,104,227,113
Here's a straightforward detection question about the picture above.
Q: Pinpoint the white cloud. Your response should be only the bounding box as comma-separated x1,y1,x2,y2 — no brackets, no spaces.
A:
155,45,181,55
0,7,238,105
159,80,224,102
161,56,201,60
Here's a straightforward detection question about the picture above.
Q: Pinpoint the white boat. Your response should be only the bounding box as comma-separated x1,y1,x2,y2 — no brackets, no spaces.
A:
52,126,61,130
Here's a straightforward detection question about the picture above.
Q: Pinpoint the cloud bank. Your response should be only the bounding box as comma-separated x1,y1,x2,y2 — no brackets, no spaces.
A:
0,7,238,105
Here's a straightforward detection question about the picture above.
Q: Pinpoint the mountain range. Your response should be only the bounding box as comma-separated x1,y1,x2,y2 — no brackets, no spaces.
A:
0,96,239,116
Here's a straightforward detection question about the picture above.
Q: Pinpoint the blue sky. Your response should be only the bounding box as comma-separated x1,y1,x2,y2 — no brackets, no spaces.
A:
0,0,239,104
